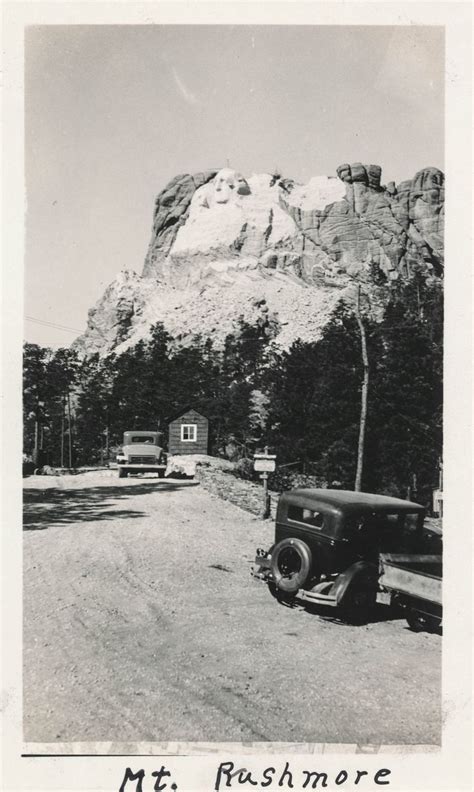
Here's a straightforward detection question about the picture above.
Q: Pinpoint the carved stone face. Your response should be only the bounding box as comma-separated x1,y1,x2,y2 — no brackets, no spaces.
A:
213,168,251,203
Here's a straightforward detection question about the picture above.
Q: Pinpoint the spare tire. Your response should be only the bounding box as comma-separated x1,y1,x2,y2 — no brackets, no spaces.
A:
270,538,312,593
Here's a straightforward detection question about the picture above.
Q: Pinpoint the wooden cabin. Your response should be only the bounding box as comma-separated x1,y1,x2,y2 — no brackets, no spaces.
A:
168,407,209,456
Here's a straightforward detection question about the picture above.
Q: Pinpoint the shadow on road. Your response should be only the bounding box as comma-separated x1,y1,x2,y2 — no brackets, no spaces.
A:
311,603,405,626
270,596,405,626
23,481,198,531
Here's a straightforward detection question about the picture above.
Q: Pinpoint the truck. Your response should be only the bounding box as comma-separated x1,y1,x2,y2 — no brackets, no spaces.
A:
377,552,442,632
116,431,167,478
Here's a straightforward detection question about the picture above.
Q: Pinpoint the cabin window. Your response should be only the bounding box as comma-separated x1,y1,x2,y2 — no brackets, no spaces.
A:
181,424,197,442
287,504,324,528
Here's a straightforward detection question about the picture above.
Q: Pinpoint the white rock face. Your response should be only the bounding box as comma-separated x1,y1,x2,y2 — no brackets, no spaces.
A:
172,170,296,256
285,175,346,211
74,163,444,357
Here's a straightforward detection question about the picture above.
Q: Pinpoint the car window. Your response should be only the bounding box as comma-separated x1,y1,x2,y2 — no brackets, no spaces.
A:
358,513,404,531
403,513,422,533
287,504,324,528
130,436,155,444
377,512,421,536
349,511,424,553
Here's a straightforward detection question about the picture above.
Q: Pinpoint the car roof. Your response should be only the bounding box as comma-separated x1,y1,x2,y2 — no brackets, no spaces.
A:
280,489,424,513
123,431,159,439
124,431,158,435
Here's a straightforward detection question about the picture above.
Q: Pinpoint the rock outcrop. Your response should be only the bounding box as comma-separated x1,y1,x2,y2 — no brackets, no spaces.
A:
74,163,444,357
143,170,218,279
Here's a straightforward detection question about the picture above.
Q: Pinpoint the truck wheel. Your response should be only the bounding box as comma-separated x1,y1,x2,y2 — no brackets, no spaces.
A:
158,470,165,479
270,538,312,594
118,468,128,478
406,611,441,633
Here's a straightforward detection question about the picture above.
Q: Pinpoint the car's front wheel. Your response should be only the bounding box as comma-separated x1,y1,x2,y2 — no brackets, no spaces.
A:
118,468,128,478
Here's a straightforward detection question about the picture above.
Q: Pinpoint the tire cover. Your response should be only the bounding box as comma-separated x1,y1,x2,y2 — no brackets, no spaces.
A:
270,538,312,593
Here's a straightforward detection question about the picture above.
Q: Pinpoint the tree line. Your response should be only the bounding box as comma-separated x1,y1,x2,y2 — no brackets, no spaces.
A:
23,274,443,505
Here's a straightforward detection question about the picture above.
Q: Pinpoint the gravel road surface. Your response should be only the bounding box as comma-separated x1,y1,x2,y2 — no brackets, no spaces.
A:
23,472,441,746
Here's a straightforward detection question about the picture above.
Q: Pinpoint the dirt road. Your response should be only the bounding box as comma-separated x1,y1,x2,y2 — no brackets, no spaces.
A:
23,472,441,746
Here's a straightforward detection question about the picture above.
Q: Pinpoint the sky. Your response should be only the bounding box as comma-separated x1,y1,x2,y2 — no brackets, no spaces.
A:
25,24,444,348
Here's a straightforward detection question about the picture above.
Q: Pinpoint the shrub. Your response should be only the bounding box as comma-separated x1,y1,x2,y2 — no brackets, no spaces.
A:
269,469,326,493
230,457,256,481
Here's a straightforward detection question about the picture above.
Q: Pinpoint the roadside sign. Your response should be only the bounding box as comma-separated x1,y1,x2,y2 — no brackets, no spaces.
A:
254,457,276,473
254,448,276,518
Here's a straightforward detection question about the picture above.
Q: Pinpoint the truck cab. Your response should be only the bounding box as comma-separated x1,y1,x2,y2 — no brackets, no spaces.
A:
116,431,167,478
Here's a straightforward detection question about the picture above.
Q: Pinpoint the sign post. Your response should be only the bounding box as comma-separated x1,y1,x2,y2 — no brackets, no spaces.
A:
253,446,276,519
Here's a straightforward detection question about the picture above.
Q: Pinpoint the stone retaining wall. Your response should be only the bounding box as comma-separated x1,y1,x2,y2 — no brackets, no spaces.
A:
195,464,278,519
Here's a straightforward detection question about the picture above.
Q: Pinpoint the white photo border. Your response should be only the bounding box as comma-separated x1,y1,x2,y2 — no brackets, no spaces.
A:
2,1,472,790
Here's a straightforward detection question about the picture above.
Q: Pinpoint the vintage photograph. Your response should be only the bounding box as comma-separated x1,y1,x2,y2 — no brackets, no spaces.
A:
22,23,446,752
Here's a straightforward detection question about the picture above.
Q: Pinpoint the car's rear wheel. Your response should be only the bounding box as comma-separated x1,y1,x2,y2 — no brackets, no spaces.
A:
270,538,312,594
341,588,376,625
118,468,128,478
268,582,295,607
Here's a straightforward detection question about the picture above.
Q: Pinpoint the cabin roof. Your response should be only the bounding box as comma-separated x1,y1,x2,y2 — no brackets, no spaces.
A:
167,405,208,423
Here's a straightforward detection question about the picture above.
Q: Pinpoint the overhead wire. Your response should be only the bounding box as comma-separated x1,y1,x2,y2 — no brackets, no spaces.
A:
25,316,82,334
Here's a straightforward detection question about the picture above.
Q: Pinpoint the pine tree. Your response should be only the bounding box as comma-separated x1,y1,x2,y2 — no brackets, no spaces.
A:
23,343,48,459
368,278,443,501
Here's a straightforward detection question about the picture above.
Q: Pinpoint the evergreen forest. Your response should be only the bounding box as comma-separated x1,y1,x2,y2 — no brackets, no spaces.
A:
23,276,443,506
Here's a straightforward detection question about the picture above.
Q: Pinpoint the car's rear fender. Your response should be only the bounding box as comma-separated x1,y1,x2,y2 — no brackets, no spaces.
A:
331,560,378,606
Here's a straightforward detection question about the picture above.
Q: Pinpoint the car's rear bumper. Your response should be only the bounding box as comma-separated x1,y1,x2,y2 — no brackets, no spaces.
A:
250,563,270,582
251,558,338,607
295,586,338,606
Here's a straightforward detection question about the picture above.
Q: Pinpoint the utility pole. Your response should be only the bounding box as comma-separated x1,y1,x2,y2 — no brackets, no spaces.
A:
60,396,65,468
33,401,44,467
355,286,369,492
67,389,73,468
33,417,39,467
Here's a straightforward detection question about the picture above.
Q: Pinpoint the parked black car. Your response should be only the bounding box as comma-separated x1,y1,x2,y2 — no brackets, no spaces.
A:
251,489,435,622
